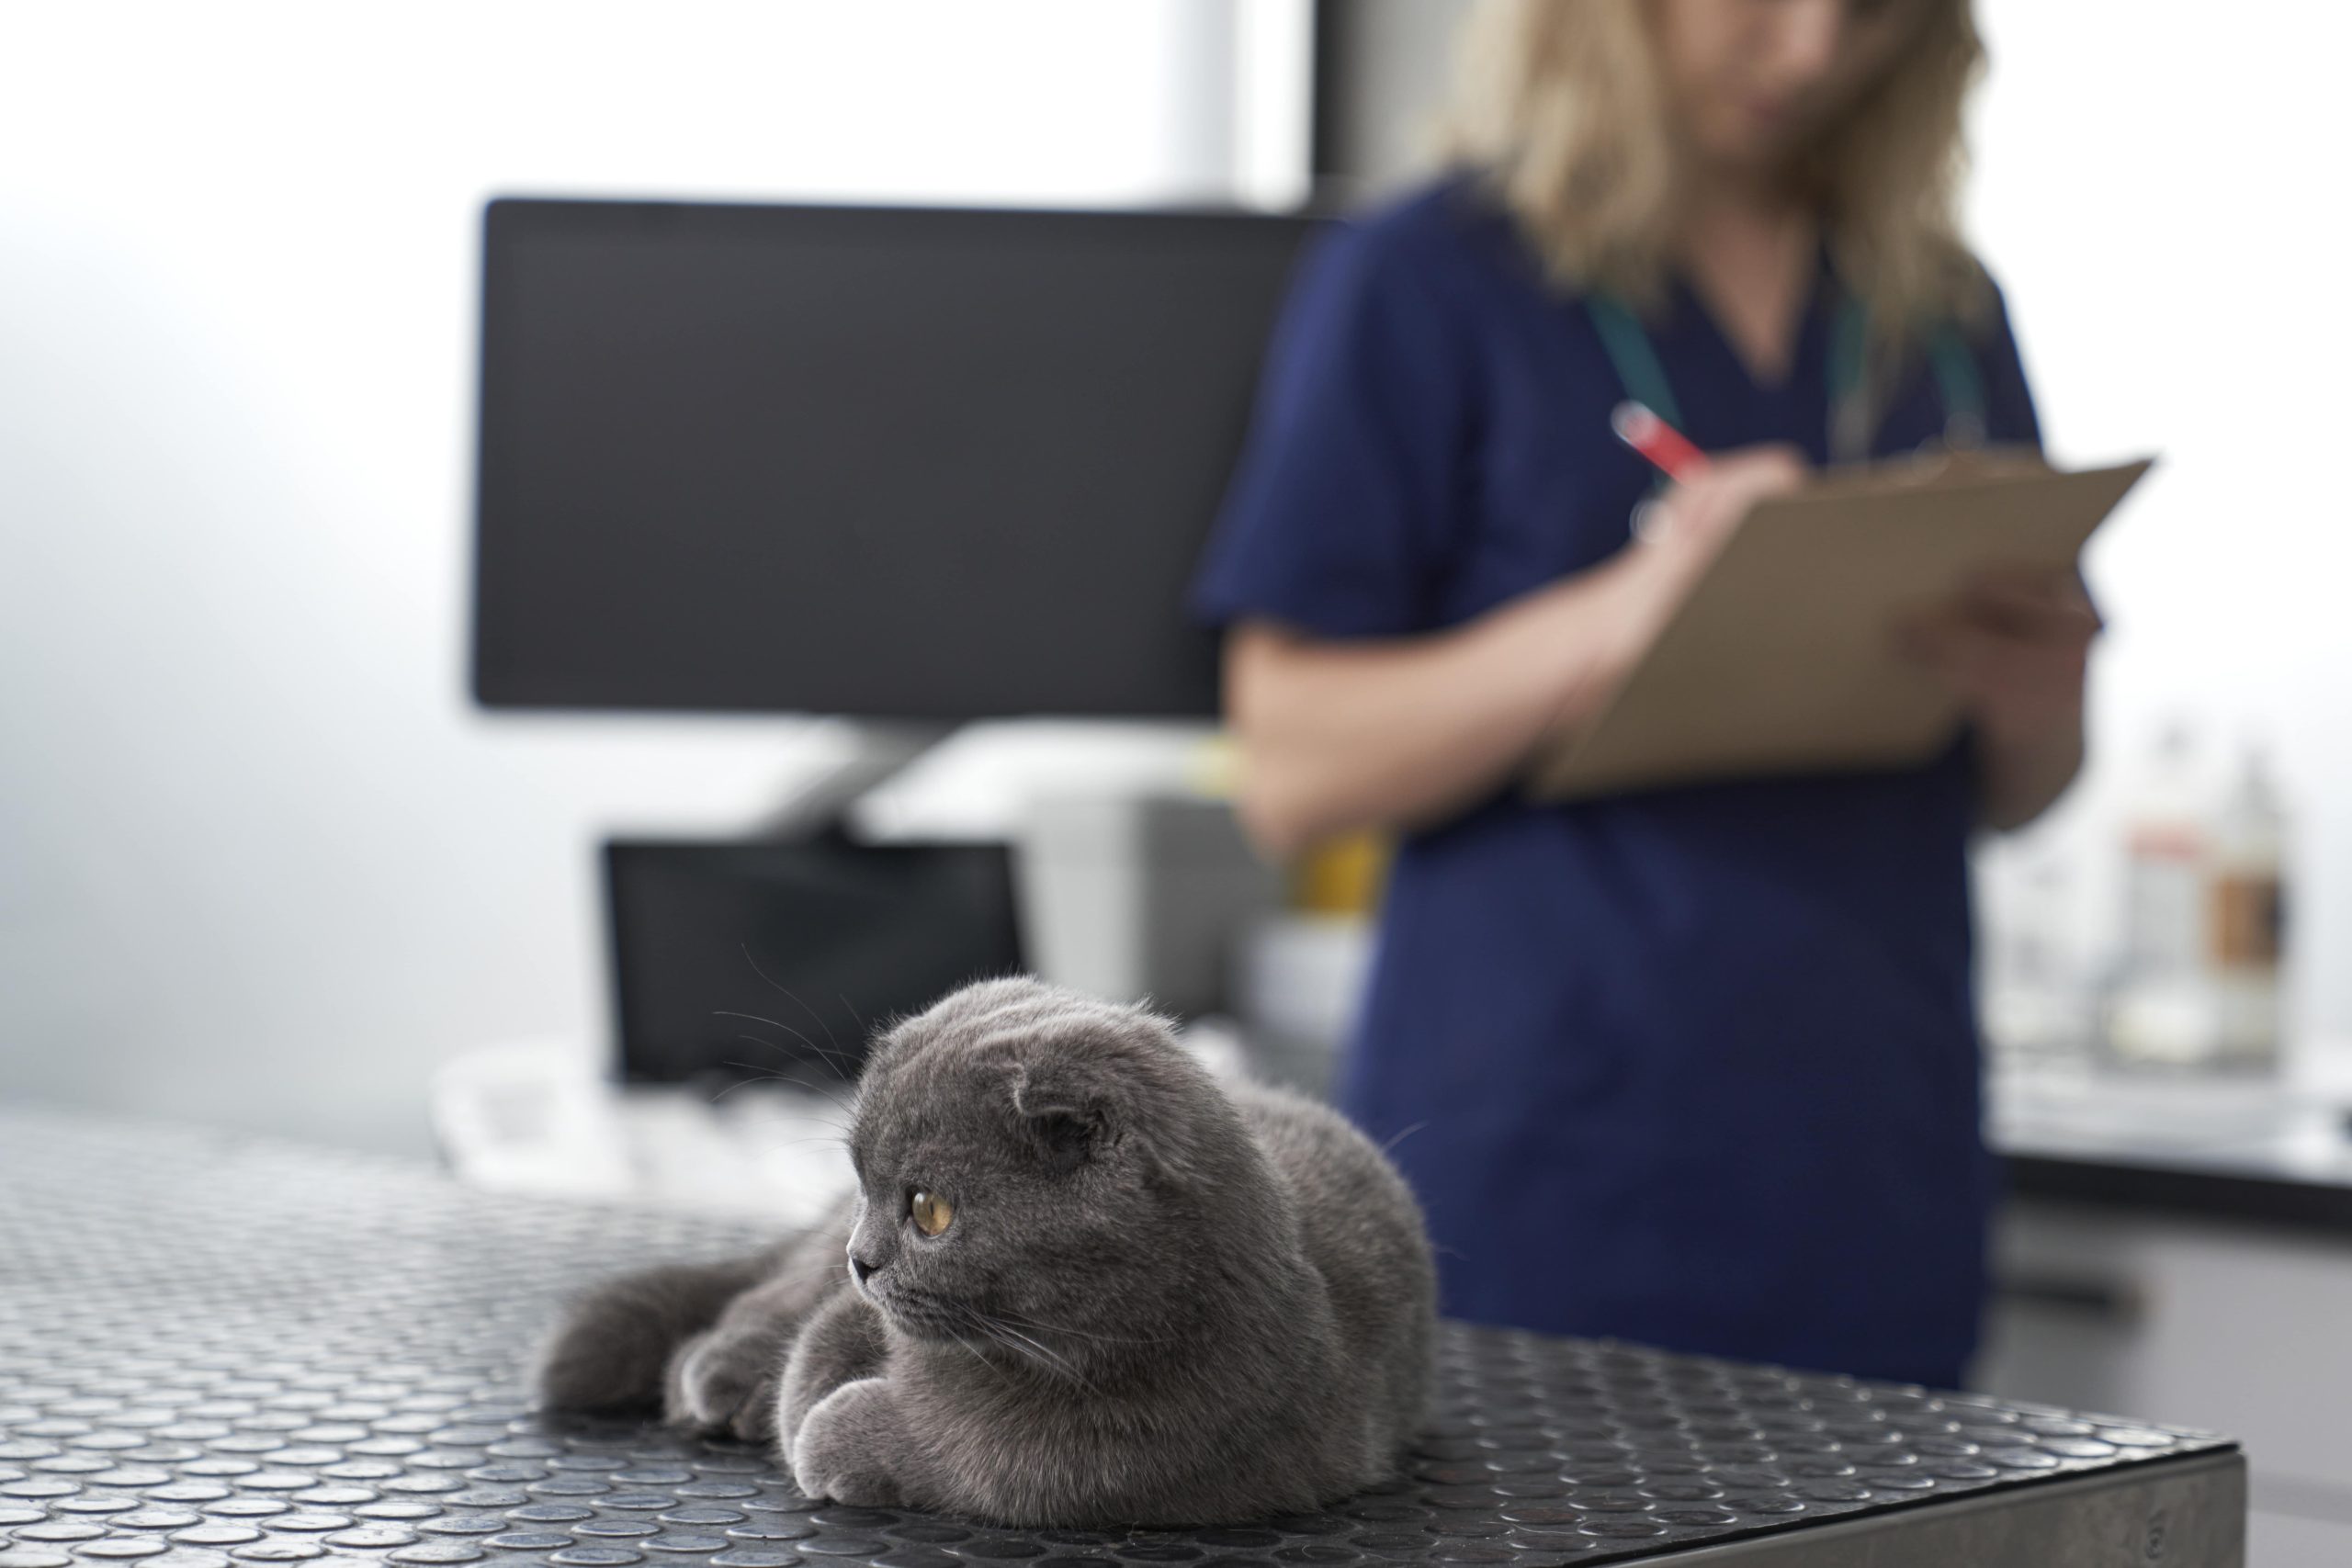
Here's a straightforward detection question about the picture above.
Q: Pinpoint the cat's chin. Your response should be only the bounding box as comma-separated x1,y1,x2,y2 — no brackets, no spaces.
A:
856,1286,955,1343
883,1318,961,1345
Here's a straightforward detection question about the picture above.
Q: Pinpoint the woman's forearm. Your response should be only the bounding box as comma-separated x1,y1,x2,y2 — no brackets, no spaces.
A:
1224,450,1804,858
1226,556,1652,857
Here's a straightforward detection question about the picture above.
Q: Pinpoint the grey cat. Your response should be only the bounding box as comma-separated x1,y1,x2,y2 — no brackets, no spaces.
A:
536,976,1437,1527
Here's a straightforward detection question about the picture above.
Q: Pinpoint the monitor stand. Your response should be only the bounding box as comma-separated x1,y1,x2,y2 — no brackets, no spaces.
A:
750,719,960,839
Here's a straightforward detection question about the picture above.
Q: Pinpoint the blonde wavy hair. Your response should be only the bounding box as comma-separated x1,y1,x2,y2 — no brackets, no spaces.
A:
1442,0,1989,333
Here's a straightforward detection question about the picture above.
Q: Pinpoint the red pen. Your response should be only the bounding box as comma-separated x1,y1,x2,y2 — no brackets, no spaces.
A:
1611,400,1709,483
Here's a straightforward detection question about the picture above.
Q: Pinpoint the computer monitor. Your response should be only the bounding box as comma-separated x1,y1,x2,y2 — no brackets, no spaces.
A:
471,198,1326,719
604,835,1023,1085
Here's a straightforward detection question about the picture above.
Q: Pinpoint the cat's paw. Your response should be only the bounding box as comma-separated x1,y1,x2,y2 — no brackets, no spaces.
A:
788,1378,903,1506
666,1327,785,1441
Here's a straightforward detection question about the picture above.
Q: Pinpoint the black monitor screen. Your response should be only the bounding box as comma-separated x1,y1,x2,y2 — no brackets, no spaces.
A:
472,198,1325,718
605,835,1023,1085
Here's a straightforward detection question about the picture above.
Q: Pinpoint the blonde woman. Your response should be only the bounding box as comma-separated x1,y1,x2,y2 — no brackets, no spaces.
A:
1191,0,2098,1388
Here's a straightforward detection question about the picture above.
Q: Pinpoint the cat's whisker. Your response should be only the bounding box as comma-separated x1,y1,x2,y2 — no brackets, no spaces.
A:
725,1057,859,1117
717,1054,853,1111
716,1062,860,1128
711,1064,813,1102
972,1311,1099,1393
942,1306,1015,1387
833,989,869,1037
945,1330,994,1375
989,1309,1175,1347
707,1074,777,1107
714,1009,797,1036
970,1319,1053,1381
760,1134,854,1153
784,985,858,1070
718,1011,855,1081
738,947,867,1079
1379,1120,1431,1156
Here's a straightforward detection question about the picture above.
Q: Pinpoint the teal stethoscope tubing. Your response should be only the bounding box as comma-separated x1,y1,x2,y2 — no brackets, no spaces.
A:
1588,291,1987,469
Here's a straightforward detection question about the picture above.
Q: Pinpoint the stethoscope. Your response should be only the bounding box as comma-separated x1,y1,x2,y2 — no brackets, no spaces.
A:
1589,289,1989,536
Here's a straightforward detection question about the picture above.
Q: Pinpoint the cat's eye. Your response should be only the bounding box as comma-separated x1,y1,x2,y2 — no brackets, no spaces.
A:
910,1190,954,1237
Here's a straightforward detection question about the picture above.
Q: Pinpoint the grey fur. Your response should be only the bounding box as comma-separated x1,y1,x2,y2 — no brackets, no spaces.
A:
535,976,1437,1527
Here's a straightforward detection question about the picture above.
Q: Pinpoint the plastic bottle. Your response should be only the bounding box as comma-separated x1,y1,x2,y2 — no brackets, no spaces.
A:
2106,725,2217,1066
2206,747,2287,1067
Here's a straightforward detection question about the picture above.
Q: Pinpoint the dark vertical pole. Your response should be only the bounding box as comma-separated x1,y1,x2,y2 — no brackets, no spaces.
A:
1309,0,1346,195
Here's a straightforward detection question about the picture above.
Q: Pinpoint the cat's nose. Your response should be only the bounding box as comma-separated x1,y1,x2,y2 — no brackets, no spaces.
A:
845,1217,889,1285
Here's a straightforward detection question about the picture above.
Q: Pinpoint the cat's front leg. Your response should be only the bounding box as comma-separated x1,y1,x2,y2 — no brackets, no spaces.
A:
774,1286,889,1450
789,1376,930,1509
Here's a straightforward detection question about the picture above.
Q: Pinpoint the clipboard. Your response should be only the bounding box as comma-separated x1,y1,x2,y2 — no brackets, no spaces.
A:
1525,454,2154,802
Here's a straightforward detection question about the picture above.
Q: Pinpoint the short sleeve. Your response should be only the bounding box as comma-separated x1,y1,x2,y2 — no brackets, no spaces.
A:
1974,276,2042,451
1187,219,1478,639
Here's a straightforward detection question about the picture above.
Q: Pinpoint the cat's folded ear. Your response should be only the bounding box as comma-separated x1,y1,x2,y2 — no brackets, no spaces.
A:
1010,1066,1121,1173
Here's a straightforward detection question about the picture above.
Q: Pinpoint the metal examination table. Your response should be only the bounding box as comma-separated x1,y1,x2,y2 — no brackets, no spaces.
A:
0,1112,2244,1567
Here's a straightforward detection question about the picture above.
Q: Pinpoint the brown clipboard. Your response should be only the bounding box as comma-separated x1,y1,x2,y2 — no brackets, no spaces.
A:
1525,454,2154,802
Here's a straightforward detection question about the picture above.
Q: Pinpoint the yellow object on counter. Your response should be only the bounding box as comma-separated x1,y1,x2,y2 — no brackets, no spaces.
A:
1193,734,1391,916
1292,831,1392,917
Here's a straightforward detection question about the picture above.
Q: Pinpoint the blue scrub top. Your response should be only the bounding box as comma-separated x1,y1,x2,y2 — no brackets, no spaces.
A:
1191,175,2041,1390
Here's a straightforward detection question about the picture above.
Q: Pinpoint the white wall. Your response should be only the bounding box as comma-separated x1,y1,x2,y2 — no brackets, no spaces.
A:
0,1,1291,1154
1966,0,2352,1051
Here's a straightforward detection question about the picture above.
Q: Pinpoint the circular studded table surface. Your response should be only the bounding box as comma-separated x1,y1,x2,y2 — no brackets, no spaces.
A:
0,1111,2231,1568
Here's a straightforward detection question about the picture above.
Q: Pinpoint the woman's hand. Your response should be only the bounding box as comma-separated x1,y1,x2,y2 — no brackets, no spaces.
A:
1897,568,2102,829
1611,444,1809,660
1898,569,2098,746
1646,444,1812,549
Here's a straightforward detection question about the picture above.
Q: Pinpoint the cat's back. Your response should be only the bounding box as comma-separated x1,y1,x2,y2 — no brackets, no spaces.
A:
1230,1080,1436,1451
